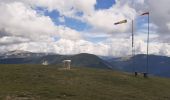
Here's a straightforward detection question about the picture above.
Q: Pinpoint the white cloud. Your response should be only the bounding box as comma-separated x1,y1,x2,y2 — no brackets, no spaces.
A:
0,0,170,57
167,23,170,30
84,4,136,33
159,44,170,56
0,0,137,35
0,36,29,45
115,0,170,36
1,35,170,57
0,0,137,34
0,0,96,18
146,0,170,34
0,2,57,40
0,1,83,41
0,39,109,56
57,26,82,40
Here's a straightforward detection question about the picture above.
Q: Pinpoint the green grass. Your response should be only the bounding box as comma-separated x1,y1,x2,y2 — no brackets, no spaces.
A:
0,64,170,100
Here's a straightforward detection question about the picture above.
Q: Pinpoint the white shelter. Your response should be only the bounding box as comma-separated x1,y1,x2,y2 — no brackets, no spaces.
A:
42,60,48,65
63,60,71,69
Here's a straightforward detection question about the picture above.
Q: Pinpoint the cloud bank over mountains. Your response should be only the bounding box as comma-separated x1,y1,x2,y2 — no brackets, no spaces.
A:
0,0,170,57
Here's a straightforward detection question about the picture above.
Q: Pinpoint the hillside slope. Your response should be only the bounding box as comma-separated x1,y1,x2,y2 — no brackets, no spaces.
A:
0,64,170,100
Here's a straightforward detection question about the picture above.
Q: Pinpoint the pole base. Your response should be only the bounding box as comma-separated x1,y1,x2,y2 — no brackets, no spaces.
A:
143,73,148,78
135,72,138,77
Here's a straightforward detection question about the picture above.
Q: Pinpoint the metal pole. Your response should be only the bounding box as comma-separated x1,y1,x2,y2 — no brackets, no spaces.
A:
146,13,150,74
132,20,137,76
132,20,134,73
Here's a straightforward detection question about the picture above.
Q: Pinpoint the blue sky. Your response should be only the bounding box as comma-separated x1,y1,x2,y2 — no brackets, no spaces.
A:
43,0,116,32
95,0,115,10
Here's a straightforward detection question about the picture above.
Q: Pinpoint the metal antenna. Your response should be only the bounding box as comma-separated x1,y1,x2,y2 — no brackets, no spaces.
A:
132,20,134,71
146,13,150,75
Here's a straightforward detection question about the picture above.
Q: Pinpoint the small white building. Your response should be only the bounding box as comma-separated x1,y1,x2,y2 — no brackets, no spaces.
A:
42,60,48,65
63,60,71,69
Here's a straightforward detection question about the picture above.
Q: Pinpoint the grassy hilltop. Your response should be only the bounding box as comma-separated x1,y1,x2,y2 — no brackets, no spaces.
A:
0,65,170,100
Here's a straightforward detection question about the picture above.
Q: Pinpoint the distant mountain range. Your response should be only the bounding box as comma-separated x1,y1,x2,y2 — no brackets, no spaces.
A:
104,54,170,78
1,50,170,78
0,50,110,69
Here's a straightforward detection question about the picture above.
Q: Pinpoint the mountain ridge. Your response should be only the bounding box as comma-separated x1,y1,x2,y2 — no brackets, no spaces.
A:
1,51,170,77
104,54,170,77
0,51,111,69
